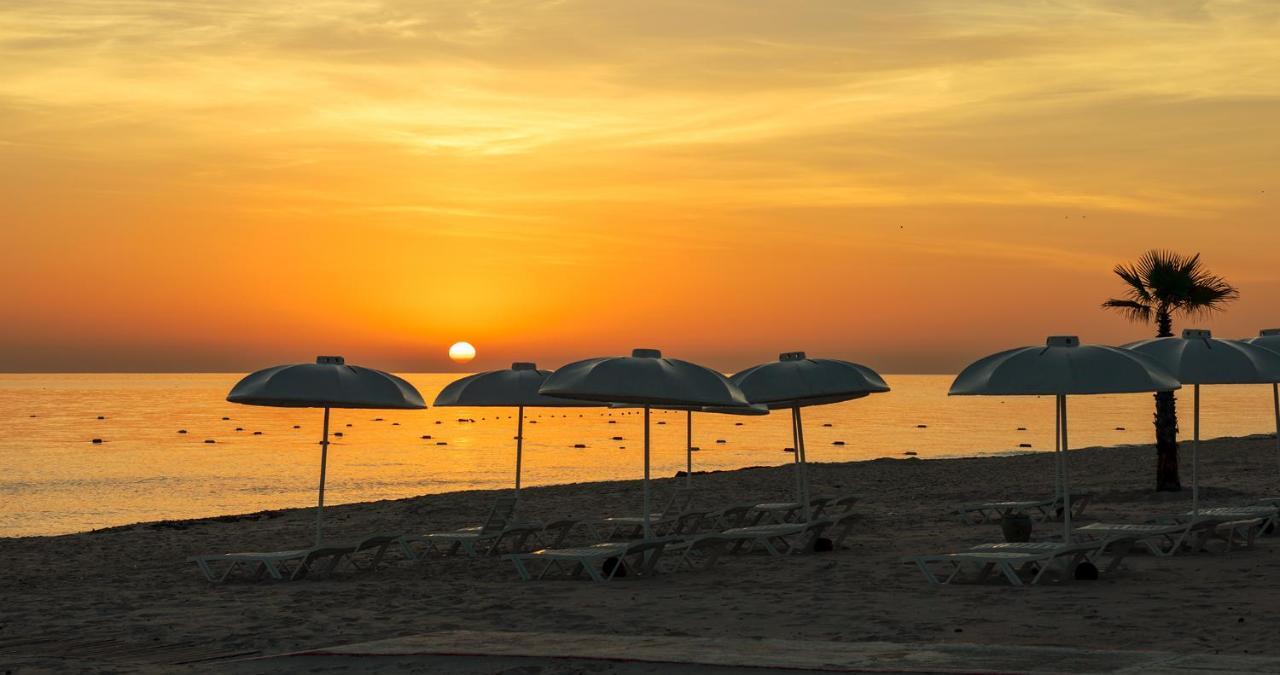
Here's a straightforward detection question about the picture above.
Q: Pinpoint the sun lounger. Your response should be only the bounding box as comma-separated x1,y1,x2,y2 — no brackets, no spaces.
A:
190,533,399,582
507,539,669,582
707,504,768,529
663,534,730,572
910,542,1102,586
400,495,544,558
967,537,1136,575
719,519,834,556
750,496,833,524
1073,519,1224,556
1178,506,1279,533
950,493,1094,525
1204,518,1266,552
597,488,696,538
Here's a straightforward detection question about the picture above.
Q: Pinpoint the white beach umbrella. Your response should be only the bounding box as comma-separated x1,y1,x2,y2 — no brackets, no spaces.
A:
730,352,890,521
227,356,426,545
539,348,750,538
950,336,1179,541
434,362,605,497
1125,330,1280,513
1241,329,1280,479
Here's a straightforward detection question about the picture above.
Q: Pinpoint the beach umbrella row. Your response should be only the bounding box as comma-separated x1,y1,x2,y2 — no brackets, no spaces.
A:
1242,329,1280,480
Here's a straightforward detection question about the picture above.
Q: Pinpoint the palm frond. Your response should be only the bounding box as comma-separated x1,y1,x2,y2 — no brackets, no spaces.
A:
1102,298,1153,324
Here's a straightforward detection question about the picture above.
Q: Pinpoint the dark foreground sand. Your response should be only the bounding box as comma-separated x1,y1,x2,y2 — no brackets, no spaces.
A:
2,434,1279,672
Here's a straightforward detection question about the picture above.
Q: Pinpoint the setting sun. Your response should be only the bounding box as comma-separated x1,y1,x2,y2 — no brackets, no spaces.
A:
448,341,476,364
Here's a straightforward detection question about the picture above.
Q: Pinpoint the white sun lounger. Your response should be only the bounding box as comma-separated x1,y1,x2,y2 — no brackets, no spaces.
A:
1073,519,1225,557
719,519,834,556
1178,506,1279,533
190,533,399,583
750,496,834,524
910,543,1099,587
951,493,1094,525
400,495,546,558
597,488,697,538
507,539,670,582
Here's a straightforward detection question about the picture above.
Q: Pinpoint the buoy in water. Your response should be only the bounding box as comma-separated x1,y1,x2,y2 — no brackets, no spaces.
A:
253,431,262,435
178,429,187,434
574,443,587,448
822,423,832,427
832,440,845,446
904,451,918,456
293,425,301,429
916,424,927,428
221,417,230,421
715,439,727,444
204,439,216,444
97,415,105,420
1018,443,1032,448
783,447,796,453
611,436,623,440
1115,427,1126,431
91,438,103,444
734,422,743,426
334,432,344,437
235,427,244,431
689,446,700,452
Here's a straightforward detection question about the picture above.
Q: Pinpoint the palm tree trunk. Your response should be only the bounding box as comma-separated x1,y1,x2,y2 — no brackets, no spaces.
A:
1154,308,1181,491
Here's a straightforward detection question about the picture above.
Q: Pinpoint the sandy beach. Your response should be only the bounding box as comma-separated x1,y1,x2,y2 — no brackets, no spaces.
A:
2,433,1279,673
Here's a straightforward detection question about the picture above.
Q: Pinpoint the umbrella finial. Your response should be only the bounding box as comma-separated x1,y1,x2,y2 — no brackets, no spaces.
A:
779,351,807,361
1046,336,1079,348
512,362,537,370
632,348,662,358
316,356,345,365
1183,328,1212,339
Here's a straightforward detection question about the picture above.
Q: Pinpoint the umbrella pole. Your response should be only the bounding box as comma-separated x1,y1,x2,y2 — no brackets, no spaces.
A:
1273,383,1279,481
1193,384,1201,515
1059,395,1072,543
790,407,803,509
315,406,330,546
643,405,652,539
515,405,524,497
686,410,693,488
796,406,811,522
1054,395,1062,502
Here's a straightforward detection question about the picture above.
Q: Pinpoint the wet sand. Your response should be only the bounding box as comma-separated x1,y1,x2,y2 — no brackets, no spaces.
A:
2,434,1278,672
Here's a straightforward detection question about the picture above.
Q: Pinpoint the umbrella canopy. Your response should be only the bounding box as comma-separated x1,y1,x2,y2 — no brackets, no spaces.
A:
951,336,1180,396
228,356,425,409
434,363,603,496
541,349,749,537
434,362,583,408
1124,330,1280,386
951,336,1179,541
540,349,749,408
228,356,426,544
730,352,890,408
731,352,890,520
1126,329,1280,513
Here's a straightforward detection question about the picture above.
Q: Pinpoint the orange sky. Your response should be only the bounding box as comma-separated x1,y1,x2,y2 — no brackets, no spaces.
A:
2,1,1278,373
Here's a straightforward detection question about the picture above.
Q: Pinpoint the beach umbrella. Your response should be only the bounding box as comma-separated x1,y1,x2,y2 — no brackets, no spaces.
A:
1125,330,1280,513
730,352,890,521
1241,329,1280,478
539,348,750,538
227,356,426,544
610,402,769,487
950,336,1179,541
434,362,604,498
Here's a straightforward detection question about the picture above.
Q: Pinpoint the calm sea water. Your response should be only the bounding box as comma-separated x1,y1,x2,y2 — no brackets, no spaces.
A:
2,373,1277,537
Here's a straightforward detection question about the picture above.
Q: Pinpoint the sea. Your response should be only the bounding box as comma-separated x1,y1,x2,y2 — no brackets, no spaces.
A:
2,373,1276,537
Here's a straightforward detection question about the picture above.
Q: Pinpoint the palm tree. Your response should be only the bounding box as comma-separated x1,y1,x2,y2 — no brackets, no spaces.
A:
1102,250,1239,491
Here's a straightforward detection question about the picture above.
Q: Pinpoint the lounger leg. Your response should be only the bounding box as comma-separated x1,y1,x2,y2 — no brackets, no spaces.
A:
509,557,533,581
998,562,1025,586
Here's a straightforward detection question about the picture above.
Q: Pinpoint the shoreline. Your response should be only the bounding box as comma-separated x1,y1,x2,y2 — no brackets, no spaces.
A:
4,430,1270,542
